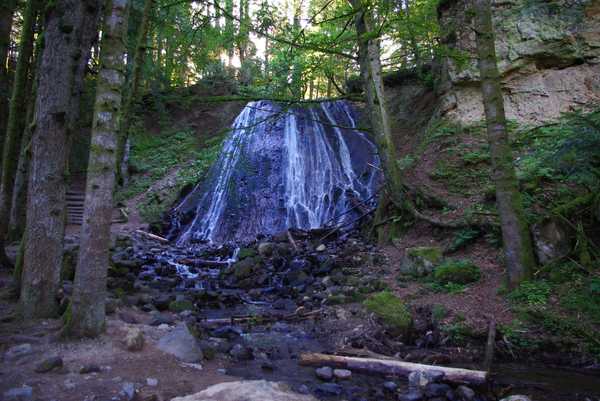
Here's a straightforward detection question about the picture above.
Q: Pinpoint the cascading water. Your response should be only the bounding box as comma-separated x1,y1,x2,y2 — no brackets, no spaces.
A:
168,100,381,244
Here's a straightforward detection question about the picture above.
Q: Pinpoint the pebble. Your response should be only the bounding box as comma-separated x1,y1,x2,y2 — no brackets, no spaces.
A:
297,384,310,394
383,381,398,392
4,344,33,361
63,379,76,390
146,378,158,387
316,244,326,252
398,390,424,401
80,363,101,374
333,368,352,380
34,356,63,373
500,397,532,401
315,383,342,396
3,385,33,401
315,366,333,381
456,385,475,400
120,382,136,401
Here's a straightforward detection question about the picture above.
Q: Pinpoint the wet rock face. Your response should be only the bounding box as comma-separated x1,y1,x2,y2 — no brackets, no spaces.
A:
437,0,600,124
167,100,381,244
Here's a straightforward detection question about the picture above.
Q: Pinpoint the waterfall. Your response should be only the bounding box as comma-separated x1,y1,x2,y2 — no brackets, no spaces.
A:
169,100,381,245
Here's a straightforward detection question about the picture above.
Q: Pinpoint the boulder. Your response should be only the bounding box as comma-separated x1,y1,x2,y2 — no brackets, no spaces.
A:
157,324,203,363
4,343,33,361
400,247,443,276
170,380,318,401
532,219,572,265
315,366,333,381
258,242,275,257
333,368,352,380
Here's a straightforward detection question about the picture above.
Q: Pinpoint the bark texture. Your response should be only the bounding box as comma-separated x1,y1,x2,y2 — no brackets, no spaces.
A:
117,0,153,186
66,0,128,337
0,0,17,172
473,0,535,288
350,0,402,200
0,0,39,268
20,0,87,318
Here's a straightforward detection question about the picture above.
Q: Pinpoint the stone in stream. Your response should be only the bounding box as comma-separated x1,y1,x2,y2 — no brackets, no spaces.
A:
333,368,352,380
382,381,398,392
408,370,444,389
315,366,333,381
169,380,318,401
455,385,476,400
34,356,63,373
157,324,203,363
3,386,33,401
397,390,424,401
314,383,343,396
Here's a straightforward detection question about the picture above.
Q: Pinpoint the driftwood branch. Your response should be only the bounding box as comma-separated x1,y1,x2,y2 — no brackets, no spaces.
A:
134,230,169,243
299,353,488,385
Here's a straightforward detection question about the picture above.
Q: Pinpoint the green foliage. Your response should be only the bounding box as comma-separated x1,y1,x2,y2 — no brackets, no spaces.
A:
364,291,413,334
448,228,480,252
508,280,552,307
433,259,481,285
431,304,448,323
441,315,474,345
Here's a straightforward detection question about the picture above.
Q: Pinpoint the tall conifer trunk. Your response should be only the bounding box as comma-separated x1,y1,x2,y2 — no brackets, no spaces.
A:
117,0,153,186
0,0,40,269
0,0,17,172
473,0,535,288
65,0,128,337
20,0,88,318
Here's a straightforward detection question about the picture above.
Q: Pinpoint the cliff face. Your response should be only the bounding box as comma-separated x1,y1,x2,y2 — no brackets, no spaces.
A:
436,0,600,124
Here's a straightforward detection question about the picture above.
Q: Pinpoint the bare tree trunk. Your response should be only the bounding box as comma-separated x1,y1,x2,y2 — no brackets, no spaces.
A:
65,0,128,337
117,0,153,186
0,0,17,173
0,0,40,269
473,0,535,289
20,0,89,318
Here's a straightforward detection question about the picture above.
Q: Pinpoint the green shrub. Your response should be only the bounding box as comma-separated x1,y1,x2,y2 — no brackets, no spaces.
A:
508,280,552,307
364,291,413,335
434,260,481,285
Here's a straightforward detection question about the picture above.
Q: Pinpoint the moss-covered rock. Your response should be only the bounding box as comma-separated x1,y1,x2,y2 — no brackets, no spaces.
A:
364,291,413,337
400,246,443,276
169,299,195,313
434,259,481,285
238,247,257,260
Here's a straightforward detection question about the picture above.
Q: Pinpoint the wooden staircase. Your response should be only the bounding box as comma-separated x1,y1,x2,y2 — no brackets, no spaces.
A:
66,186,126,225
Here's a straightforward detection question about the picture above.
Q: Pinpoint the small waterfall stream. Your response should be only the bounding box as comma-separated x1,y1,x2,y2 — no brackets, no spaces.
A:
168,100,381,244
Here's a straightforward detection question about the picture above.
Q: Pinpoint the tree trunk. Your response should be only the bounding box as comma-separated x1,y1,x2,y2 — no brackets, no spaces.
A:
473,0,535,289
117,0,153,186
9,26,44,242
0,0,40,269
65,0,128,337
0,0,17,173
20,0,89,318
350,0,403,201
65,0,103,174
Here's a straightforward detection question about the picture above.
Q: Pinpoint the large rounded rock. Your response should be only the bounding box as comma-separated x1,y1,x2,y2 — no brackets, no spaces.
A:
157,324,203,363
170,380,318,401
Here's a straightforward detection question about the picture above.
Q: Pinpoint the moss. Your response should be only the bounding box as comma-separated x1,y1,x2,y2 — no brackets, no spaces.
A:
434,259,481,284
407,246,443,263
168,300,195,313
364,291,413,335
238,247,257,260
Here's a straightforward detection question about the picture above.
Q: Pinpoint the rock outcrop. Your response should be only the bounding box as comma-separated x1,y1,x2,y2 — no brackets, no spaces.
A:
437,0,600,124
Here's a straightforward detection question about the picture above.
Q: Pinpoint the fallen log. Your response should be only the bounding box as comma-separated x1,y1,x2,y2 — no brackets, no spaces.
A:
135,229,169,243
200,309,322,325
299,353,488,385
